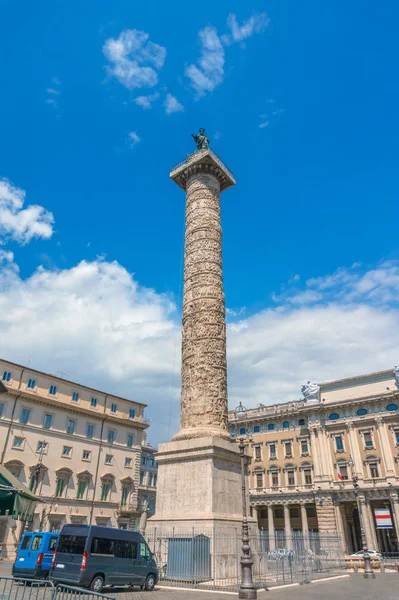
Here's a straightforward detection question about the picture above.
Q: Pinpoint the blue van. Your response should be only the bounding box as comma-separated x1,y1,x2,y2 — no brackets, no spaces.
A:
13,531,59,579
50,525,158,592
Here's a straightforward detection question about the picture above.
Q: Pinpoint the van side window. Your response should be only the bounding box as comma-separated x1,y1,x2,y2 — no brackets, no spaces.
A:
21,535,32,550
115,540,136,559
91,537,115,555
132,541,138,559
31,535,43,551
140,542,150,559
49,537,58,551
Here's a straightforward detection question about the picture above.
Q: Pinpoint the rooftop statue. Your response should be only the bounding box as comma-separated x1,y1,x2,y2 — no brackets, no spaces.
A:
301,380,320,402
191,127,209,150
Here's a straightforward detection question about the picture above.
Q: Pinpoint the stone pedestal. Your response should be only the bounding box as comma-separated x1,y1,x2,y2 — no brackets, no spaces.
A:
148,436,252,533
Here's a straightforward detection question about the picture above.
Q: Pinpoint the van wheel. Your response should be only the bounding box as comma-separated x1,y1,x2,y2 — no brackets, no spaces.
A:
90,575,104,593
143,574,156,591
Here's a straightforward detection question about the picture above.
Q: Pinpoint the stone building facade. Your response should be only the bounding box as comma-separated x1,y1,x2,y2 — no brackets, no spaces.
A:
228,368,399,554
0,359,157,557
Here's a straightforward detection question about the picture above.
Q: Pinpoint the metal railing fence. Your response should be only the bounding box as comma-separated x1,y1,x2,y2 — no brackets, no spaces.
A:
145,529,345,591
0,577,116,600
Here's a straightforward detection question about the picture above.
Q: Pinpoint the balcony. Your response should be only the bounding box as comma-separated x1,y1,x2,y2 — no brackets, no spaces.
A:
117,502,138,515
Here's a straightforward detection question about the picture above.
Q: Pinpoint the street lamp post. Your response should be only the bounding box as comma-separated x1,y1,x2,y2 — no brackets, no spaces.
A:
235,402,257,600
348,459,375,579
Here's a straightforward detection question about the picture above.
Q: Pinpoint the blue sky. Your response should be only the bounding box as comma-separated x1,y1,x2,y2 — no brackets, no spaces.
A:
1,1,399,444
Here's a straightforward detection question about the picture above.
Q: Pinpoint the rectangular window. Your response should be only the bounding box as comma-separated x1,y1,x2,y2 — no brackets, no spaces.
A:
141,456,147,465
239,428,246,435
0,403,4,418
37,441,48,453
153,475,157,487
125,457,132,467
31,535,43,551
72,392,79,402
269,444,276,459
82,450,91,461
127,434,134,448
256,473,263,488
91,537,114,555
364,432,373,447
21,535,32,550
111,403,117,413
370,463,379,478
129,408,135,419
101,483,111,501
43,414,53,429
395,431,399,445
90,397,97,407
148,473,153,486
57,534,85,554
274,508,283,519
253,425,260,433
2,371,12,382
13,436,24,448
19,408,31,424
86,424,94,439
140,471,145,485
67,419,76,435
77,481,87,499
284,442,293,457
121,487,129,506
105,454,113,464
268,423,275,431
27,379,36,389
55,478,66,497
304,469,312,485
283,421,289,429
254,446,261,460
300,440,309,454
339,465,348,480
49,385,57,396
298,419,306,426
271,473,279,487
62,446,72,457
107,429,116,443
335,436,344,451
287,471,295,486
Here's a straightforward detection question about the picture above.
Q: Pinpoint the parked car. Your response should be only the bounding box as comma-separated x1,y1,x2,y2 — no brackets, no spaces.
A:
50,524,158,592
350,550,381,558
13,531,59,579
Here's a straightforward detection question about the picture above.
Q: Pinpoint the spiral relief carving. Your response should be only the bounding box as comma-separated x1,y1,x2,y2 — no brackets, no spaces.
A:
172,168,232,441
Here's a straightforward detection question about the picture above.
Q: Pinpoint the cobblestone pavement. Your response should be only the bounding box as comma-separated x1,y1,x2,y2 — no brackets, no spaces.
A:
0,561,397,600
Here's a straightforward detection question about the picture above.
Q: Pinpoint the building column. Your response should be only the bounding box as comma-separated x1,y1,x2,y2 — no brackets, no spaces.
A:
364,499,378,550
268,505,275,551
309,427,322,480
317,426,332,479
358,494,374,550
375,418,396,477
346,422,363,479
300,503,309,549
389,492,399,539
339,504,351,553
284,504,291,549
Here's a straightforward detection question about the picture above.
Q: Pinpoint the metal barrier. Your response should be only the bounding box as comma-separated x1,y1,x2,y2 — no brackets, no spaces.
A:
145,529,346,591
0,577,116,600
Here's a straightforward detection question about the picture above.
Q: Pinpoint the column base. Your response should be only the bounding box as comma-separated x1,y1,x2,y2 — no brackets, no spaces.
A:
172,427,231,442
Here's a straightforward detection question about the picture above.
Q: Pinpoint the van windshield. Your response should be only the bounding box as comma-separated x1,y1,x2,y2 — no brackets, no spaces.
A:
57,534,86,555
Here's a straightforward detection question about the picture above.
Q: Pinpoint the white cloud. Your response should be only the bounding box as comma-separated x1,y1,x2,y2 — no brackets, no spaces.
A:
1,254,399,445
222,12,270,45
103,29,166,90
45,77,61,112
0,179,54,245
0,254,181,444
128,131,141,146
164,93,184,114
185,26,225,97
259,120,269,129
134,92,160,109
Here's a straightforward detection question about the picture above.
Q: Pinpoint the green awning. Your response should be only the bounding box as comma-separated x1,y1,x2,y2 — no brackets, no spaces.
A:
0,464,41,522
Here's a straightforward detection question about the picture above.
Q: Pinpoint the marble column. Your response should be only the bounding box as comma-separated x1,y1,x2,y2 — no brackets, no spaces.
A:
389,492,399,539
364,499,378,550
375,418,395,476
358,494,374,550
339,504,351,553
346,422,363,479
300,503,309,548
172,150,236,442
284,504,291,549
317,426,332,479
268,505,275,551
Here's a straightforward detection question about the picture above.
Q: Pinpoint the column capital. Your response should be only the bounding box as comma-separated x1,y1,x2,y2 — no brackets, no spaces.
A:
346,421,355,431
170,149,236,192
390,491,399,504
